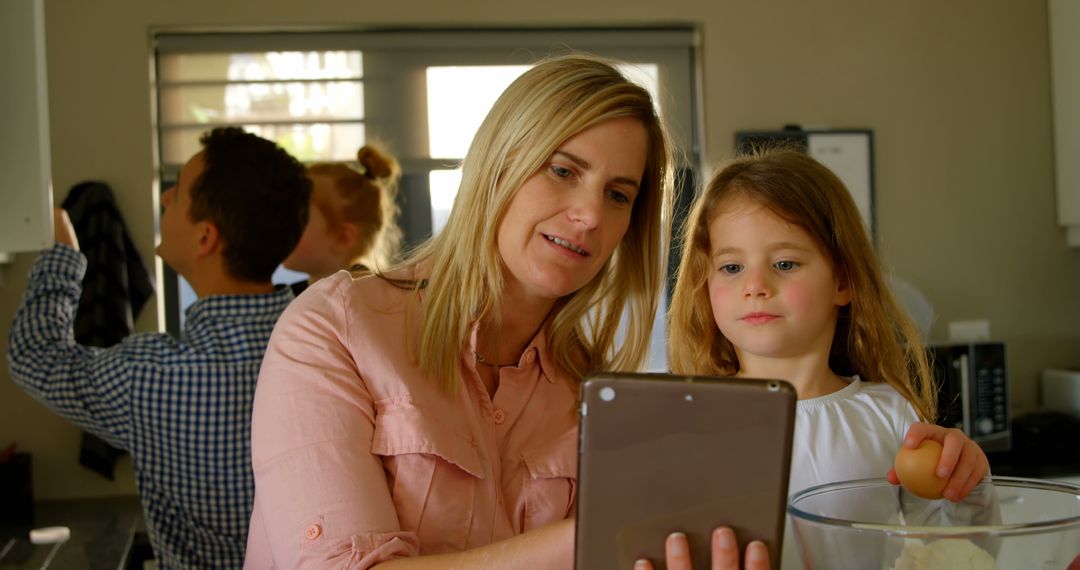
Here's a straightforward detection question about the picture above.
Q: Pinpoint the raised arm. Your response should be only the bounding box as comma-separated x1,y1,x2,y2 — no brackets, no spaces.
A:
7,242,133,448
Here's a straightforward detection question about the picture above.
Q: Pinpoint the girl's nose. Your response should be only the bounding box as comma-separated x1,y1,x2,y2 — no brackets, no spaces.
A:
742,269,772,298
161,186,175,207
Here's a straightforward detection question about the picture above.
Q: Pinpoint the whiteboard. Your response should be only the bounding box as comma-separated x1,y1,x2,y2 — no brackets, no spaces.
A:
807,132,874,234
0,0,53,255
1049,0,1080,245
735,129,875,236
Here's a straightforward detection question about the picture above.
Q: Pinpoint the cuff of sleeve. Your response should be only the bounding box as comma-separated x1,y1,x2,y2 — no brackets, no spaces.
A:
351,532,420,569
30,243,87,282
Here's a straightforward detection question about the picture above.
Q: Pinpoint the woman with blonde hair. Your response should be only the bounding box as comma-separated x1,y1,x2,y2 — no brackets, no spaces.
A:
246,54,760,569
248,52,767,570
283,144,403,294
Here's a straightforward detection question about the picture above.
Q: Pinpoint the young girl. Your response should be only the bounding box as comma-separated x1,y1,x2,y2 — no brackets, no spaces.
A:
282,144,403,294
668,149,991,569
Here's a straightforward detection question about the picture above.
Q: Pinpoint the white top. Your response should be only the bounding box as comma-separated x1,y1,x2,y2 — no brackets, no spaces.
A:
788,377,918,497
781,377,917,570
780,378,999,570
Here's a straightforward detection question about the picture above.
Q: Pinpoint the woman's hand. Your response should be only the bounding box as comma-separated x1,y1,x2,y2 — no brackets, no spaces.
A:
633,527,769,570
887,422,990,502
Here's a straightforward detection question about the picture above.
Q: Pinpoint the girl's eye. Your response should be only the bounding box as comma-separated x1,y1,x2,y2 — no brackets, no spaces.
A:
551,164,573,178
774,260,799,271
719,263,742,274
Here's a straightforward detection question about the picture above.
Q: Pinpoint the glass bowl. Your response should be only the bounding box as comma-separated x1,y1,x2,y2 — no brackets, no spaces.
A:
787,476,1080,570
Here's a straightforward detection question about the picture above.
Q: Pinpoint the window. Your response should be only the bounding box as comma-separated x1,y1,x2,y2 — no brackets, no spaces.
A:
156,45,366,328
154,29,700,370
425,65,529,232
158,50,366,175
425,63,660,234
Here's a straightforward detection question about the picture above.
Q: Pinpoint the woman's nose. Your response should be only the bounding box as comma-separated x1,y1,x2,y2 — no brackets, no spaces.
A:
567,187,603,229
162,187,175,207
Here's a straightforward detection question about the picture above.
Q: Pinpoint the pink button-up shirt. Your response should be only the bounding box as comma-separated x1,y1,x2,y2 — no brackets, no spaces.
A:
245,271,580,568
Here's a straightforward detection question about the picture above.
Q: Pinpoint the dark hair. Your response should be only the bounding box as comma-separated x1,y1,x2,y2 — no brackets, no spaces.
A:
188,127,311,282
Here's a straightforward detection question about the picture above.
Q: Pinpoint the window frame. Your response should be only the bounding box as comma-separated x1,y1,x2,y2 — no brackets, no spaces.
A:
152,28,703,372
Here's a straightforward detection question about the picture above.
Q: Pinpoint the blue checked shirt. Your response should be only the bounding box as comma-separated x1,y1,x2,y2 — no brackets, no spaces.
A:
8,244,294,569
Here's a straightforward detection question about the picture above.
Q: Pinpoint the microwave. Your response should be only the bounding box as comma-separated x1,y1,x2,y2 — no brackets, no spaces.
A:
928,341,1011,452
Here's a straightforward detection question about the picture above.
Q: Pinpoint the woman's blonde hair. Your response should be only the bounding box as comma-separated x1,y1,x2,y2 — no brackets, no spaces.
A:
668,149,936,421
389,53,674,391
307,144,402,270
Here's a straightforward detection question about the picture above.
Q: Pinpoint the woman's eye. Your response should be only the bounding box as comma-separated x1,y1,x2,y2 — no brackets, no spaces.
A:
719,264,742,274
551,164,573,178
774,260,799,271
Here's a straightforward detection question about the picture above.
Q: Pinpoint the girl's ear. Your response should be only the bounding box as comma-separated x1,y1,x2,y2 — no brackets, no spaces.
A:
834,276,853,307
336,222,358,252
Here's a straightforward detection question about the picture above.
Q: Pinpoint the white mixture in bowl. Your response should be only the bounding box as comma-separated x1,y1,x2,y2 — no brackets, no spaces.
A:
890,539,996,570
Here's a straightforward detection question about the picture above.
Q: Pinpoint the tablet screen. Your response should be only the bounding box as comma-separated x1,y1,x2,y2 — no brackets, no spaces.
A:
575,373,796,570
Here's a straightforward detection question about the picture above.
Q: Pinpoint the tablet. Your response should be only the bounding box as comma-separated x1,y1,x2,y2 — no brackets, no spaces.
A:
575,372,796,570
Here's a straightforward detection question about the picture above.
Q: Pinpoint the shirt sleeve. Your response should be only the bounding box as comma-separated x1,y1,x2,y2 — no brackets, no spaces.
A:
248,276,419,568
7,244,133,449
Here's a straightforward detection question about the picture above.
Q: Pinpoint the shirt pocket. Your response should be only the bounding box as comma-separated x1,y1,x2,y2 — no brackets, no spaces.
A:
520,431,578,532
371,407,485,553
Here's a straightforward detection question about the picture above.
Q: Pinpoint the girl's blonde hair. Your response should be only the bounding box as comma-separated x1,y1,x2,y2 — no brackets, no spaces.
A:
668,149,936,421
307,144,402,270
388,53,674,391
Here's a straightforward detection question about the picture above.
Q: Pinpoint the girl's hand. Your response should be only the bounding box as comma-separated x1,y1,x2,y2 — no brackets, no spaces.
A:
633,528,769,570
887,422,990,502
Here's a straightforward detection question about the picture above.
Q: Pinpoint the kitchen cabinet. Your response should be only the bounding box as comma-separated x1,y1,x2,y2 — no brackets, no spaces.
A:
0,0,53,257
1050,0,1080,246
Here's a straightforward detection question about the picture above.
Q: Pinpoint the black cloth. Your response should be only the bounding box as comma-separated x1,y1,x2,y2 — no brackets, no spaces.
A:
60,181,155,479
61,181,155,347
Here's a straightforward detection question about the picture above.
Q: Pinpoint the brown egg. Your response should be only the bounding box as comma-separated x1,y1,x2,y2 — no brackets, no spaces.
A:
894,440,947,500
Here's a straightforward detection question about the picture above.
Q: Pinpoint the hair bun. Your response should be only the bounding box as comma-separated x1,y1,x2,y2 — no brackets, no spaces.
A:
356,145,401,181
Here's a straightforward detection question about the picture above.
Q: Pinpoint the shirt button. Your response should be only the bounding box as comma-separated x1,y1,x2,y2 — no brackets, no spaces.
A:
493,408,507,424
305,524,322,540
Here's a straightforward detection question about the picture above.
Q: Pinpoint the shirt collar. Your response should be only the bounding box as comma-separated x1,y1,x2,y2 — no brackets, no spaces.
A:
184,285,294,328
466,314,556,383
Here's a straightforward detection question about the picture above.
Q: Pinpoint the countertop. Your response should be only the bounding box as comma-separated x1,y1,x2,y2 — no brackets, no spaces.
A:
986,450,1080,485
987,411,1080,484
0,496,143,569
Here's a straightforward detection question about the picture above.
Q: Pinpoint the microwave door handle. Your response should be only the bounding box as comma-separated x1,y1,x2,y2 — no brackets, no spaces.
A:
958,353,972,436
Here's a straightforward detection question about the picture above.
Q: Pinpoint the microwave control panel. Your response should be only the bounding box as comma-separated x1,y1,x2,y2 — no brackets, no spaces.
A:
929,342,1010,452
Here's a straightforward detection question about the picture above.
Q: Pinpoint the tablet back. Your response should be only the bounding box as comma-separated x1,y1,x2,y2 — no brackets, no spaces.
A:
575,373,796,570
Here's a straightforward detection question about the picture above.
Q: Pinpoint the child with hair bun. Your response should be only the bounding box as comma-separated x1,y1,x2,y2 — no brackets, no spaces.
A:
283,144,403,293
